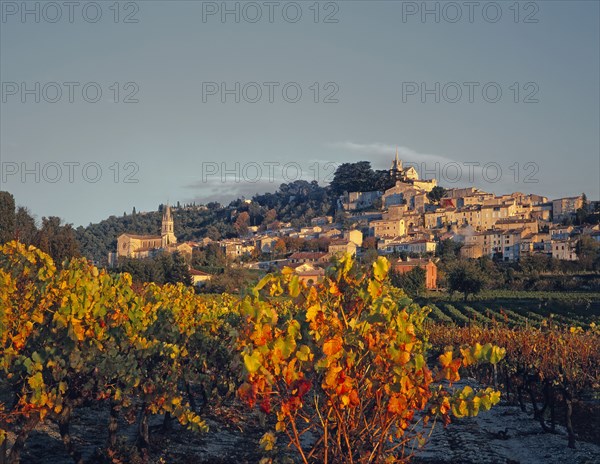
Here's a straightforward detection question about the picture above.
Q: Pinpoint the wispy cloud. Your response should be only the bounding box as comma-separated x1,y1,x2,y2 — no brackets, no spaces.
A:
329,141,456,169
184,178,290,205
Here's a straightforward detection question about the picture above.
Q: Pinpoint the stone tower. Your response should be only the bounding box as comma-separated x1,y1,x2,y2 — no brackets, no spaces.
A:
161,204,177,247
390,146,404,181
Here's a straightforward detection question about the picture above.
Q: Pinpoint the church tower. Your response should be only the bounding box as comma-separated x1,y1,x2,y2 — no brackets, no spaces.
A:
390,146,403,172
161,204,177,247
390,146,404,181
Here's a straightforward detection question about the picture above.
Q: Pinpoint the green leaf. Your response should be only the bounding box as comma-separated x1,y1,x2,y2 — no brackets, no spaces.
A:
296,345,311,362
274,336,296,359
243,351,262,373
413,354,425,370
489,346,506,365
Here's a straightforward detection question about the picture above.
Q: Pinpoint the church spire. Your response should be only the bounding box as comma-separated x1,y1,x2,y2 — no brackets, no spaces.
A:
391,146,403,176
161,203,177,247
163,203,171,222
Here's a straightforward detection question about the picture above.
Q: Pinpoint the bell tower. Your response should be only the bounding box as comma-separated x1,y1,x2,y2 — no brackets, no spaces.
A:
390,146,404,181
161,204,177,247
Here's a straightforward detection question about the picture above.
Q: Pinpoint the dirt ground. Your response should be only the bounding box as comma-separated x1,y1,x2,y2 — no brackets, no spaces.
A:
7,395,600,464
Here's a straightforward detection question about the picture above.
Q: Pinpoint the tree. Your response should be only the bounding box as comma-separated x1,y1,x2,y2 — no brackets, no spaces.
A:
0,191,16,243
447,260,486,301
36,217,80,265
373,169,396,192
361,248,379,267
273,238,287,257
576,235,600,271
575,193,593,225
118,256,165,283
202,267,252,293
234,211,250,236
362,236,378,250
14,207,37,245
117,252,192,285
205,225,221,241
391,266,426,297
263,208,277,225
330,162,377,195
427,186,447,204
192,242,227,268
159,252,192,285
437,238,462,261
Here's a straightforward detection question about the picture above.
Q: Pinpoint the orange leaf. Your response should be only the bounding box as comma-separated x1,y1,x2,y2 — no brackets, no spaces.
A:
323,336,343,356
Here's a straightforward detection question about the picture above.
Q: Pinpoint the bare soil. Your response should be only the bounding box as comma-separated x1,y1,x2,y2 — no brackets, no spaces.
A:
6,396,600,464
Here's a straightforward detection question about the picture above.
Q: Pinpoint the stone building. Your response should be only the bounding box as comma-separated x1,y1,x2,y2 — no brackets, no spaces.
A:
109,205,193,265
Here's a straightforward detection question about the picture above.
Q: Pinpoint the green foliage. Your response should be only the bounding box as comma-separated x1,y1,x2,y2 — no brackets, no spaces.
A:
202,267,256,294
115,251,192,286
437,238,463,260
0,191,16,243
252,180,335,223
447,260,486,301
427,186,447,204
391,266,426,297
36,216,81,265
0,195,79,266
329,162,392,196
576,235,600,270
14,207,37,245
192,242,228,268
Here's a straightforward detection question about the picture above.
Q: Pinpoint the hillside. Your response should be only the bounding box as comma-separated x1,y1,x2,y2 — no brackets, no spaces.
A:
76,180,336,263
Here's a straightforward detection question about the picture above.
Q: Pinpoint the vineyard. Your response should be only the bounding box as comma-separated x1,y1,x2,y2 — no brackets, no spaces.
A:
423,296,600,452
423,298,599,328
1,241,599,463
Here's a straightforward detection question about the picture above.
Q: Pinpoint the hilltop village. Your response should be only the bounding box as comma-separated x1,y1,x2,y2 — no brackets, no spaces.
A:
110,155,600,289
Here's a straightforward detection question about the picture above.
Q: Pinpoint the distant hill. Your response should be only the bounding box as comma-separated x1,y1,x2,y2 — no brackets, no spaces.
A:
76,180,336,264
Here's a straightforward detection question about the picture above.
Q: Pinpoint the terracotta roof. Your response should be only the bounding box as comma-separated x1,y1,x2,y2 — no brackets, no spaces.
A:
289,252,327,260
330,239,352,245
132,247,158,253
496,218,536,224
296,268,325,276
122,233,162,240
395,258,436,267
189,269,211,276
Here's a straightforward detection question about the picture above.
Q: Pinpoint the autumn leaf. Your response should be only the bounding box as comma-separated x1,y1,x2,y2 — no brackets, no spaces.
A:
373,256,390,282
323,336,343,356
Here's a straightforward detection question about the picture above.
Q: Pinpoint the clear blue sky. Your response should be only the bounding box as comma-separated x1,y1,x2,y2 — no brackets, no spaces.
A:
1,0,599,226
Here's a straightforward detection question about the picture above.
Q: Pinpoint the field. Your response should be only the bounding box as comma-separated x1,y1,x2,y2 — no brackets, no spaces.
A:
421,291,600,328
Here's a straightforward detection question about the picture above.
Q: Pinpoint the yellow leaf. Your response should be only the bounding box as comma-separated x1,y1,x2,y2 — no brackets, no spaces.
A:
260,432,276,451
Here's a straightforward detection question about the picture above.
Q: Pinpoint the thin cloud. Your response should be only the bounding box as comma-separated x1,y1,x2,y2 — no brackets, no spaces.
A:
184,178,295,205
329,141,456,168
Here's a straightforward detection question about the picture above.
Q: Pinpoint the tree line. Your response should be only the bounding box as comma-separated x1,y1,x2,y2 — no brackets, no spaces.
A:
0,191,80,265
